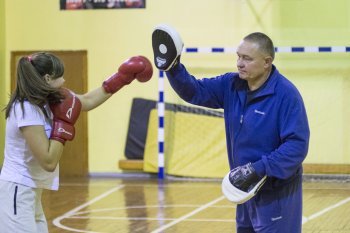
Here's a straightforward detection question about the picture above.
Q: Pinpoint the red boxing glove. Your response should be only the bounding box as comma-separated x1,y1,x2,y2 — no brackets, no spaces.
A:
102,56,153,94
49,88,82,145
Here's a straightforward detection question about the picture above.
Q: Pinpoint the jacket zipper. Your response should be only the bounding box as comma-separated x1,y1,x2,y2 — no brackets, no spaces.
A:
13,185,18,215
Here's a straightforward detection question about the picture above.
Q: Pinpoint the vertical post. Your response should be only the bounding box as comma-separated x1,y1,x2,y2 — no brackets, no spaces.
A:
158,70,165,179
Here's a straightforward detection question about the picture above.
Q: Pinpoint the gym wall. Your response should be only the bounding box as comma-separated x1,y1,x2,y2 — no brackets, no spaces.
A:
1,0,350,173
0,0,6,168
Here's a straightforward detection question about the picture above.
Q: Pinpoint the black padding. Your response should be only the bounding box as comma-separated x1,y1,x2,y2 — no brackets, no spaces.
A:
152,29,178,70
124,98,157,159
124,98,223,160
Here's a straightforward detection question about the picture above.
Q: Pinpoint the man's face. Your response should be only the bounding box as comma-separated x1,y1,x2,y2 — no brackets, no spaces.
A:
236,40,270,82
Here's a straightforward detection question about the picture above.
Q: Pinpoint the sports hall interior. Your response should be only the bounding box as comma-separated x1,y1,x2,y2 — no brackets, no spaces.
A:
0,1,350,232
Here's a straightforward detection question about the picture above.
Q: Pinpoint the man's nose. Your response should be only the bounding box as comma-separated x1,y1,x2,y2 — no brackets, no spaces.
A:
237,59,244,68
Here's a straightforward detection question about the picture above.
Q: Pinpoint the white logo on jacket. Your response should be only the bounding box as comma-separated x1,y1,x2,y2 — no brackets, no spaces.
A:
254,109,265,115
271,216,283,221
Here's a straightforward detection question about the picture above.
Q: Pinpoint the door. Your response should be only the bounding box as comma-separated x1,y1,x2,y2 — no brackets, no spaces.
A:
11,51,88,177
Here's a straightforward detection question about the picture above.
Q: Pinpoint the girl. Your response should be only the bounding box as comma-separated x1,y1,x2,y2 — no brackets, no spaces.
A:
0,52,152,232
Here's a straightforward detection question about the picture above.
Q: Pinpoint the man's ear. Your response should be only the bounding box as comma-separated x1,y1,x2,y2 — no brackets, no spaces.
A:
264,56,273,68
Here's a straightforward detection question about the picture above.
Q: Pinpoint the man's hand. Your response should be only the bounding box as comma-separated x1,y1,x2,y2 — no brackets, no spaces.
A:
222,163,267,204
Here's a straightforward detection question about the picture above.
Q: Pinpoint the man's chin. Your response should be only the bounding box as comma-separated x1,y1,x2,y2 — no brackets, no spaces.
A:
238,74,247,80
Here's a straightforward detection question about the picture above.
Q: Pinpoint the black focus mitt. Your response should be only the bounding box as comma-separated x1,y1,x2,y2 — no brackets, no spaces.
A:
152,24,184,71
222,163,266,204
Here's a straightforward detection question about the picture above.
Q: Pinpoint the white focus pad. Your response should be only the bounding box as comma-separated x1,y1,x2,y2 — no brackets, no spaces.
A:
152,24,184,71
222,172,267,204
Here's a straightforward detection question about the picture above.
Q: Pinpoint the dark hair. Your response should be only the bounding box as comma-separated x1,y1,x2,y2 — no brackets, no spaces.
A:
244,32,275,60
4,52,65,119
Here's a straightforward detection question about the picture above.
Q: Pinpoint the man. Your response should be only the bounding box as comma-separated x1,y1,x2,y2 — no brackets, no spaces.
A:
152,24,310,233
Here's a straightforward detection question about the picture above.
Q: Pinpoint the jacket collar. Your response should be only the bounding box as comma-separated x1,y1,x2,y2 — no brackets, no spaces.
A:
234,65,279,104
255,64,279,97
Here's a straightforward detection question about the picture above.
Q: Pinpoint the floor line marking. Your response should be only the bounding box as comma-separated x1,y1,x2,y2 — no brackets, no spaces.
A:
71,204,235,215
52,185,125,233
302,196,350,224
68,216,235,222
151,195,226,233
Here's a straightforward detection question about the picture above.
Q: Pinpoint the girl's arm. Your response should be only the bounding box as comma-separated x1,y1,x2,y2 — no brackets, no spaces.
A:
76,56,153,112
77,86,112,112
21,125,64,172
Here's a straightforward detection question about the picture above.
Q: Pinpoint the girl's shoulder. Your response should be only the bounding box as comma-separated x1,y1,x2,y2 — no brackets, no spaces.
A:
12,100,46,121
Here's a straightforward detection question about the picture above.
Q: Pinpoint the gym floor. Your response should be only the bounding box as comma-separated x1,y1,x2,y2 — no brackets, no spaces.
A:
43,175,350,233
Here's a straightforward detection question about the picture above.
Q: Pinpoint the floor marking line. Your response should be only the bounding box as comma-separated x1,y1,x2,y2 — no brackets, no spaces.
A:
302,196,350,224
68,216,235,222
72,204,235,215
52,185,125,233
151,196,226,233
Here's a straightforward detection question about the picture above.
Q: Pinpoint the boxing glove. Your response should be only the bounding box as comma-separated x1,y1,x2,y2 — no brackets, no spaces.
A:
102,56,153,94
49,88,82,145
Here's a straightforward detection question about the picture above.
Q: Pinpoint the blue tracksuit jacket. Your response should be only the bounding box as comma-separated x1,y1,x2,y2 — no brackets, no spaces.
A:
166,64,310,190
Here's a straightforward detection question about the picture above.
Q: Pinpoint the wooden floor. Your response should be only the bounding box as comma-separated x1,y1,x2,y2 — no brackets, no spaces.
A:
43,175,350,233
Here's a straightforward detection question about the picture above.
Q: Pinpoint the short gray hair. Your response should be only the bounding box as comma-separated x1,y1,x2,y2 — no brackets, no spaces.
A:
244,32,275,59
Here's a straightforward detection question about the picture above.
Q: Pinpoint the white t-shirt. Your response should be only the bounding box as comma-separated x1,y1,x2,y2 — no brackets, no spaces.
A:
0,101,59,190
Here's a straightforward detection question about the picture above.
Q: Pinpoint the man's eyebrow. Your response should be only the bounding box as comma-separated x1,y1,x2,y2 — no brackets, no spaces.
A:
237,53,251,58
